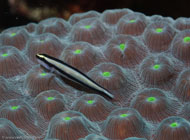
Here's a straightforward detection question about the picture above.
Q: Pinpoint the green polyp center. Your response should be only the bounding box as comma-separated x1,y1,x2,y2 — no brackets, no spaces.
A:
10,32,16,37
47,97,55,101
87,100,94,104
84,25,91,29
74,49,82,54
170,122,178,128
11,106,19,110
119,43,126,51
120,113,129,118
155,28,163,33
64,117,71,121
1,53,8,57
40,72,47,76
40,40,44,43
183,36,190,43
129,19,136,23
146,97,156,102
102,71,111,77
153,64,160,70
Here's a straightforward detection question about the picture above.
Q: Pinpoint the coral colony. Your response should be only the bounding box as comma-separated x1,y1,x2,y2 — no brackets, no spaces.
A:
1,8,190,140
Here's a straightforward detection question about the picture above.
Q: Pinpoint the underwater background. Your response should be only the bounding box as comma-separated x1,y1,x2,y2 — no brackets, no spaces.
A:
1,0,190,140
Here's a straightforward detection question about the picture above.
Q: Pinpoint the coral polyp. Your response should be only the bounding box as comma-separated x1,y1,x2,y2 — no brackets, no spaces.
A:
130,88,180,123
71,94,117,121
117,13,147,36
79,134,109,140
45,111,99,140
102,107,150,139
171,29,190,65
88,62,137,103
70,17,111,46
0,45,31,78
24,65,69,97
173,68,190,102
88,62,128,90
0,99,47,137
0,76,22,105
153,116,190,140
0,27,29,50
178,103,190,120
33,90,67,121
174,17,190,31
104,34,147,68
60,42,106,73
25,33,65,63
143,21,175,52
125,138,147,140
138,53,180,90
36,17,71,38
25,23,37,33
0,118,31,139
69,11,100,25
101,9,132,25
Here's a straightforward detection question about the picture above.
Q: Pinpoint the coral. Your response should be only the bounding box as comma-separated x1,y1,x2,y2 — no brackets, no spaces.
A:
125,137,147,140
173,68,190,102
25,33,65,63
45,110,99,140
79,134,109,140
0,99,47,137
69,11,100,25
117,12,147,36
153,116,190,140
150,15,174,24
130,88,180,123
0,27,29,50
138,53,180,90
101,9,132,25
88,62,137,103
33,90,67,121
178,102,190,120
143,21,175,52
25,23,37,33
24,65,69,97
102,107,149,140
174,17,190,31
171,29,190,65
60,42,106,73
0,76,22,105
88,62,127,90
1,8,190,140
71,94,117,121
104,34,147,68
36,17,71,38
0,118,31,139
0,45,31,78
70,17,112,46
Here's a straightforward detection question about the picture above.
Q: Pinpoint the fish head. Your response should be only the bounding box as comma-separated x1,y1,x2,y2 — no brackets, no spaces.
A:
36,54,53,71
